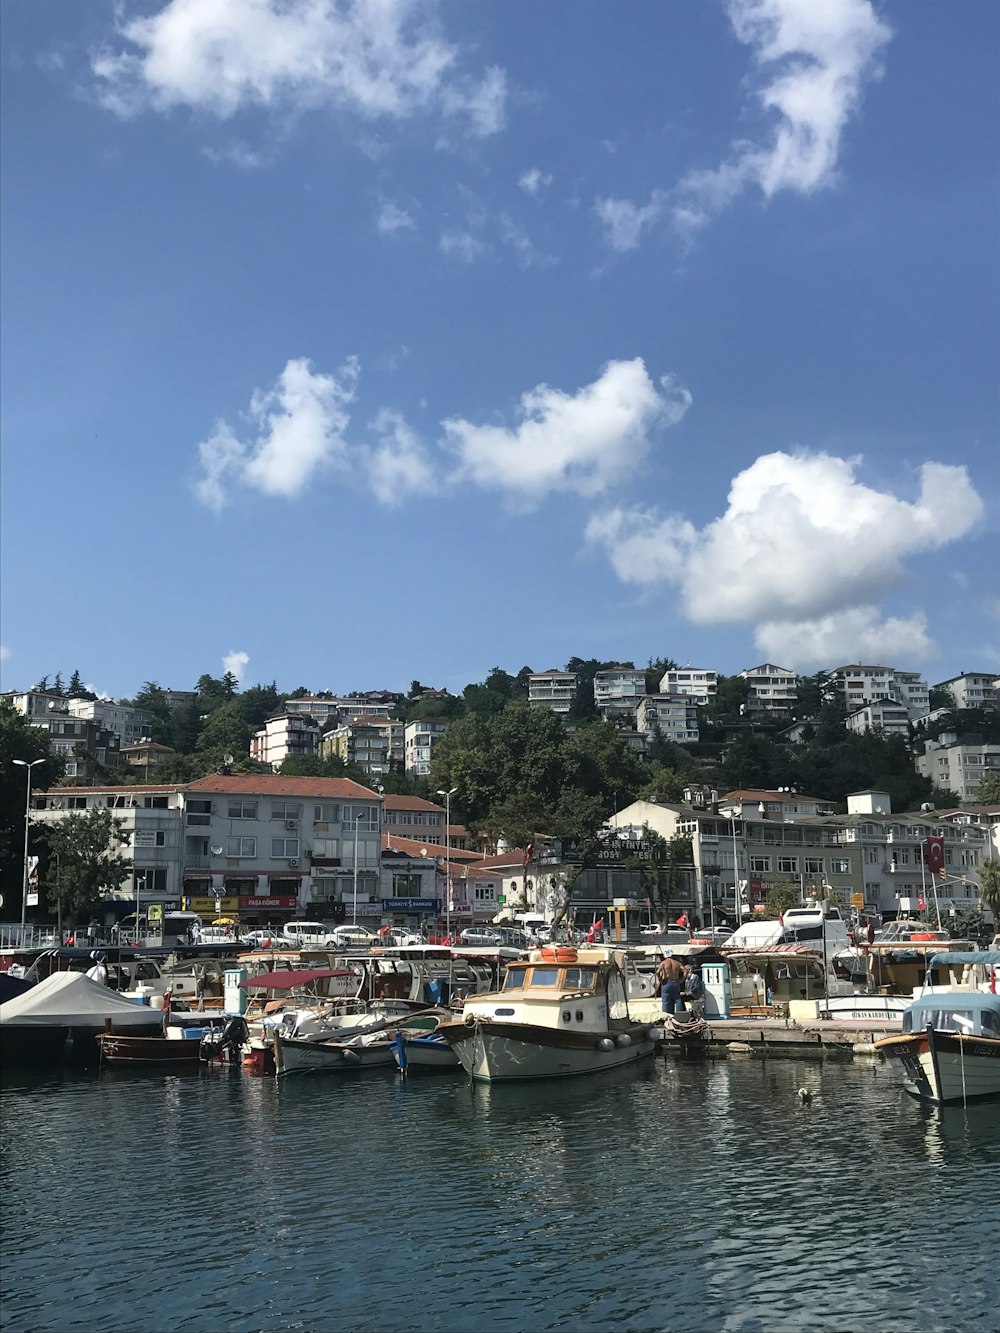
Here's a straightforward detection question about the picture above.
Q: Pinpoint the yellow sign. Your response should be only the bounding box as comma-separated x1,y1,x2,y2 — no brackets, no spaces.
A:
183,896,239,915
850,893,864,909
147,904,164,923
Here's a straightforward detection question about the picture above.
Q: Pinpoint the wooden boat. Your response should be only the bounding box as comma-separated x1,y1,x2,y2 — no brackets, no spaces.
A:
875,951,1000,1104
96,1030,204,1065
272,1008,447,1077
436,947,655,1082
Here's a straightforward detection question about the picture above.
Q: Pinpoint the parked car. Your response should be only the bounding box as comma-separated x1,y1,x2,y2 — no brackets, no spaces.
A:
329,924,377,947
385,928,424,947
281,921,339,947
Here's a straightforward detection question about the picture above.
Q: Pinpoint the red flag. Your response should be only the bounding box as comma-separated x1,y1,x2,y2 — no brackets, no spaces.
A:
918,896,926,912
991,966,996,996
924,836,945,876
523,840,534,869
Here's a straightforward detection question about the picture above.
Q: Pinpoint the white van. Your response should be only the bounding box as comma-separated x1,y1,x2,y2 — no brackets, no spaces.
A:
281,921,338,947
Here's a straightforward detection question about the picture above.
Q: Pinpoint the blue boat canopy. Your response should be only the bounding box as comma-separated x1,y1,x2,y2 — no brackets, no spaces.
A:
909,992,1000,1015
928,951,1000,968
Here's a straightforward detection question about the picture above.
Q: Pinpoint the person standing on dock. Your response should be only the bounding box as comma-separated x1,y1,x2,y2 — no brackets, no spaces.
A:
655,950,685,1014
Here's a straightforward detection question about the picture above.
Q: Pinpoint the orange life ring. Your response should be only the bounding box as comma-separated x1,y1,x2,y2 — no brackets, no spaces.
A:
912,933,935,941
541,946,578,964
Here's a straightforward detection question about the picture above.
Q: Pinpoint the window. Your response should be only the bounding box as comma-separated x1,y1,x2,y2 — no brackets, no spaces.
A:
227,837,256,858
228,800,257,820
271,838,299,858
143,796,168,809
830,858,850,874
272,802,301,820
69,796,88,809
187,799,211,826
312,838,339,859
804,858,823,875
526,967,559,987
750,856,771,873
343,805,379,832
136,867,168,893
777,857,798,874
474,885,495,901
314,804,340,823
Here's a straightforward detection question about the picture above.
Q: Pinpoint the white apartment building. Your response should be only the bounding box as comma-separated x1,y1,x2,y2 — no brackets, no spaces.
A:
250,713,320,769
845,701,911,738
404,718,450,775
934,672,999,711
823,665,929,721
916,738,1000,803
635,694,700,744
64,697,154,744
740,663,798,713
658,667,718,703
528,669,578,715
594,667,647,719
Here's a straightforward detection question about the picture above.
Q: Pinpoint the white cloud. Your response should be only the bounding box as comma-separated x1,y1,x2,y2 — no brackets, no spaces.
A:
376,201,415,235
223,650,249,681
439,229,489,263
755,607,934,667
597,0,891,249
587,451,983,667
366,410,437,506
519,167,552,195
496,213,555,269
92,0,506,138
443,359,691,506
194,356,359,510
595,193,666,253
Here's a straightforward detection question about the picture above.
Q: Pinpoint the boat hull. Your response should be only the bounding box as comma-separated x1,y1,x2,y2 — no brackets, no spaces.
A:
96,1033,202,1065
877,1030,1000,1103
391,1033,460,1072
274,1032,396,1076
441,1019,655,1082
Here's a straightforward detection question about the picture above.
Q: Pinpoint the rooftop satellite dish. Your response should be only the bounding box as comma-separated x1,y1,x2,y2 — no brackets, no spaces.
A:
224,753,234,765
210,845,223,856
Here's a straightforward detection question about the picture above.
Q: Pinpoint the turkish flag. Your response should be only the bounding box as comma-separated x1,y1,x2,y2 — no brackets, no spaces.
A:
925,836,945,876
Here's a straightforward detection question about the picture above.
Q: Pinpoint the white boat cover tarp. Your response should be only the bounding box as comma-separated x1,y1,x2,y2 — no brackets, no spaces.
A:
0,971,160,1029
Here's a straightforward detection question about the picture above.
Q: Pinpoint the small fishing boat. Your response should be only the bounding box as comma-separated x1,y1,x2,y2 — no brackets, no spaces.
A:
96,1029,204,1066
0,971,163,1064
272,1008,447,1077
436,947,655,1082
875,951,1000,1104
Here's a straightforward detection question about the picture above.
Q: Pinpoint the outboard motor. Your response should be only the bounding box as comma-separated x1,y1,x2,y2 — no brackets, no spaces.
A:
199,1015,249,1063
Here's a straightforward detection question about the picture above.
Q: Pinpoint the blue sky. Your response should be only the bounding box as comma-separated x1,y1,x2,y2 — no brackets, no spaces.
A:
2,0,997,703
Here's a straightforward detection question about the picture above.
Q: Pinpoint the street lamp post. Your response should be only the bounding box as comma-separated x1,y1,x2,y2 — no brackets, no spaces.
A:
437,787,457,942
730,804,744,925
13,758,45,938
351,805,368,928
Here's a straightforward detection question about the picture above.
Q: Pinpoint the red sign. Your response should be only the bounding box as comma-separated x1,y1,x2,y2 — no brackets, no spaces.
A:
239,895,298,910
924,836,945,876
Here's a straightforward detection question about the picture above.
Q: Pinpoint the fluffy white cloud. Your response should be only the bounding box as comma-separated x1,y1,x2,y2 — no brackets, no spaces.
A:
376,201,415,235
223,650,250,681
755,607,933,667
519,167,552,195
439,229,488,263
194,356,359,510
597,0,891,249
366,409,437,506
92,0,506,137
443,359,691,506
587,451,983,664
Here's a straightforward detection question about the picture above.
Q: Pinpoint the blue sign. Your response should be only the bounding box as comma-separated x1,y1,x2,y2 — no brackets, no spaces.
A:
381,898,441,913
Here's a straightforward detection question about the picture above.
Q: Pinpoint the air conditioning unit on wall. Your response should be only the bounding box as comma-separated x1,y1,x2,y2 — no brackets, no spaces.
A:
286,820,298,830
289,858,299,868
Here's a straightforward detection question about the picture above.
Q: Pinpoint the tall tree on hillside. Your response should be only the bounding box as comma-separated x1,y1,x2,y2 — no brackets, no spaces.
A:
126,682,174,746
645,657,678,693
37,808,131,923
52,672,65,696
975,771,1000,806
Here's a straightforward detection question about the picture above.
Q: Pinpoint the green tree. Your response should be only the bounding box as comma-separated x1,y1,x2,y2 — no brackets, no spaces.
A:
1,704,64,917
974,771,1000,805
644,657,678,694
125,681,174,745
36,807,131,922
637,765,689,804
52,672,65,696
979,859,1000,927
764,882,801,919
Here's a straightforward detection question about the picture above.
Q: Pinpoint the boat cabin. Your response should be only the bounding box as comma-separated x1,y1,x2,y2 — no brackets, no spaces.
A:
462,949,632,1031
902,993,1000,1038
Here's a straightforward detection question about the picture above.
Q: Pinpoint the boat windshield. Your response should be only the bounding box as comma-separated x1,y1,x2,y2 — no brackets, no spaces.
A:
903,1007,983,1035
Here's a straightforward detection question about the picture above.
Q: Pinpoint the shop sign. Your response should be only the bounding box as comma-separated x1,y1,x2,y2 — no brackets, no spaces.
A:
381,898,441,913
183,896,239,915
133,830,157,847
240,895,298,910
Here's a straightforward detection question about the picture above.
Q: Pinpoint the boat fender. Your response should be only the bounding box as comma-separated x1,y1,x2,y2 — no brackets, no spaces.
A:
463,1012,477,1026
342,1048,362,1064
616,1033,632,1048
597,1037,615,1051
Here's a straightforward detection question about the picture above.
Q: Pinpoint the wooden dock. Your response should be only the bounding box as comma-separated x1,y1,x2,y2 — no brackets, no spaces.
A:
657,1016,896,1060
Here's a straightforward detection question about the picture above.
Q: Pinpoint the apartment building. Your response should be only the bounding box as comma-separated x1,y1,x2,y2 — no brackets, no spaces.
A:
933,672,999,711
916,738,1000,803
845,700,911,738
635,694,700,744
594,667,647,720
4,690,121,780
65,697,154,744
404,717,450,775
739,663,798,714
658,667,718,704
822,665,929,721
250,713,320,769
382,794,447,844
528,669,578,715
321,719,393,774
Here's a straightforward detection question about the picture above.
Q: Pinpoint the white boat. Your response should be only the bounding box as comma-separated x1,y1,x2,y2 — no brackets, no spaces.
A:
875,952,1000,1104
273,1008,448,1076
437,947,655,1082
0,971,163,1063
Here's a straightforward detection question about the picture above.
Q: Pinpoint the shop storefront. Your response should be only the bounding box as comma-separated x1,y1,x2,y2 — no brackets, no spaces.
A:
239,893,299,924
381,897,441,926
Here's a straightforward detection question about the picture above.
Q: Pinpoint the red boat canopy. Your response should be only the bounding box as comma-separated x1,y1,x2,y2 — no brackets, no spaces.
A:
238,968,355,990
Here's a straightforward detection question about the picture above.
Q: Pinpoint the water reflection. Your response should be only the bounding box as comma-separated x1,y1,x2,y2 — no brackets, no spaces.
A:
1,1057,997,1332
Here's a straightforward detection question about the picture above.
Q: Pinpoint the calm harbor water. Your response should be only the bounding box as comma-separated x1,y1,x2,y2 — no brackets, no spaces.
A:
1,1055,997,1333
